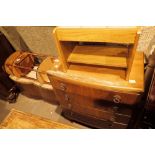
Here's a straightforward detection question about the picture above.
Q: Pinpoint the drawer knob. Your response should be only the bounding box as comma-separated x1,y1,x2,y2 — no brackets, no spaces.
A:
113,95,121,104
60,83,66,91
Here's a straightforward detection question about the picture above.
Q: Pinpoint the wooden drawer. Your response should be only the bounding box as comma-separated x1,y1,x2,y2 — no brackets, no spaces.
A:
52,77,141,105
55,89,132,124
62,109,128,129
62,103,131,124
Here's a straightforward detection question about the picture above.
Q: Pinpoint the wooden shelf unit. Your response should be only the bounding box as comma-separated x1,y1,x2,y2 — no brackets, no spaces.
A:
53,27,140,80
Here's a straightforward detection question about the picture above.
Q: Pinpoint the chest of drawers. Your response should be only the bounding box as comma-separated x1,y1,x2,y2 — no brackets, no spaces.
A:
48,70,142,128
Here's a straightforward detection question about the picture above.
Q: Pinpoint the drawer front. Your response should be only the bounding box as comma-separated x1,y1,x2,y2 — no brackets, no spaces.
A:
65,103,131,124
55,89,132,124
52,77,141,105
62,109,128,129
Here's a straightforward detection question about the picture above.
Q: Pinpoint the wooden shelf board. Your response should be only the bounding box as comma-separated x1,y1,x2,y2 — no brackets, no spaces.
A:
67,45,128,68
68,64,126,79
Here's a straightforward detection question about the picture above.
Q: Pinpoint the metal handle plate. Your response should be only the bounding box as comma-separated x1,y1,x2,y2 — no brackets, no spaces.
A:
60,83,66,91
113,95,121,104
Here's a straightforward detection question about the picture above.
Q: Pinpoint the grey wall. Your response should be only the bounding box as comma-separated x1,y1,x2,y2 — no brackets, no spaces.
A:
0,26,58,56
1,26,155,60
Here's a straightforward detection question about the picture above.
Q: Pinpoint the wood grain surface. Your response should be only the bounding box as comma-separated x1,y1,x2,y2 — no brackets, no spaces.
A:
53,27,141,80
67,45,128,68
55,27,138,44
37,56,54,84
0,109,74,129
48,52,144,93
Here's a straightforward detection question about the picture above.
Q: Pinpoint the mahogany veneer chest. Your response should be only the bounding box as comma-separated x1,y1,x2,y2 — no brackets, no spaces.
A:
48,27,144,128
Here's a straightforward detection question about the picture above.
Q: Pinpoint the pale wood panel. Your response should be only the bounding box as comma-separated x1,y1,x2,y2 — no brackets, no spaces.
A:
67,45,128,68
55,27,138,44
53,28,77,71
37,56,54,84
129,51,144,91
0,109,74,129
68,64,126,79
126,33,140,80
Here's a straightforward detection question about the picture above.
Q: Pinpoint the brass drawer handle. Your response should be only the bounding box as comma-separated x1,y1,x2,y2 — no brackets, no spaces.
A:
113,95,121,104
60,83,66,91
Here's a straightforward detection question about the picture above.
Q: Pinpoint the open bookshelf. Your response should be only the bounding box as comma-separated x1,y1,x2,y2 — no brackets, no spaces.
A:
53,27,140,80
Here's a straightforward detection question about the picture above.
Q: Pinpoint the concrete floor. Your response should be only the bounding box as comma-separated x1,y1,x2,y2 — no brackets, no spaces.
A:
0,94,88,129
